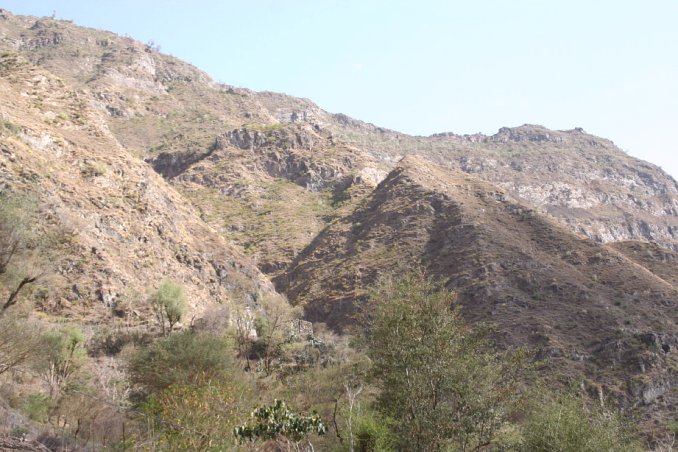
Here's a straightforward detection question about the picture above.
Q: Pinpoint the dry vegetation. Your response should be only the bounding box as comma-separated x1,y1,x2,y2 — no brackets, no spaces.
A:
0,8,677,450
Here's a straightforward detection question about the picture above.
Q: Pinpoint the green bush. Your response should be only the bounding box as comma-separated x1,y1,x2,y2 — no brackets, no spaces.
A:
37,325,87,398
128,331,233,394
353,411,395,452
235,399,327,449
522,391,641,452
22,392,50,422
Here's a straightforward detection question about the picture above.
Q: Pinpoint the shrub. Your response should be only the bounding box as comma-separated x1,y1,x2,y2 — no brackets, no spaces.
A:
522,391,642,452
87,326,152,357
354,411,396,452
142,379,250,451
235,399,327,450
0,312,42,375
128,331,233,394
0,117,20,136
22,392,50,422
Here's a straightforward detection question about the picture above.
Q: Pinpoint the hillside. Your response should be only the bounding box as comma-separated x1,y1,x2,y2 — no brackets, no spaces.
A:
1,8,677,268
0,49,275,324
1,8,678,446
279,156,678,431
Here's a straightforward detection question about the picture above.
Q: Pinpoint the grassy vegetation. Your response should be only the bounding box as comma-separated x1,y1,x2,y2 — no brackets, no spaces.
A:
0,117,20,136
523,390,642,451
181,180,335,273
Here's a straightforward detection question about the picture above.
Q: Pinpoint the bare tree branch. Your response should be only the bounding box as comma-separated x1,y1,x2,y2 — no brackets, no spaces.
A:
2,274,39,312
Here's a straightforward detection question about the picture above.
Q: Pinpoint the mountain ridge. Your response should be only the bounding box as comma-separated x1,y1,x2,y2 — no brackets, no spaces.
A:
278,156,678,430
1,8,678,439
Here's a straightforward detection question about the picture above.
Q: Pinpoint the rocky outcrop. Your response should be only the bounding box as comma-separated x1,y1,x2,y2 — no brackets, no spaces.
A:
330,124,678,251
223,128,268,150
197,126,384,193
0,435,51,452
148,148,214,179
491,125,566,144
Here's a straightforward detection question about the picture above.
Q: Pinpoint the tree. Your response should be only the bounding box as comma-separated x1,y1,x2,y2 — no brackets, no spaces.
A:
365,272,529,451
231,305,256,370
37,325,87,399
252,295,300,374
235,399,327,452
151,280,187,336
0,193,60,378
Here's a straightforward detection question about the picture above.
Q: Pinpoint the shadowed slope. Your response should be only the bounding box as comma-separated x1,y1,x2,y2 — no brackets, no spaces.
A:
279,155,678,431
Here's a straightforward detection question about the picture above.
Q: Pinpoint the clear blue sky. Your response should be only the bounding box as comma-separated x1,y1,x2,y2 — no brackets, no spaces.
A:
3,0,678,179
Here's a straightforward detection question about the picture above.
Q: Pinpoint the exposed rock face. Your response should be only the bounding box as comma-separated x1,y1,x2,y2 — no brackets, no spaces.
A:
148,148,214,179
225,128,268,151
323,124,678,251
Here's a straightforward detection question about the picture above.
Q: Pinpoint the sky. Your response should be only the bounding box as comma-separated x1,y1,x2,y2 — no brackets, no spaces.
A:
3,0,678,179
